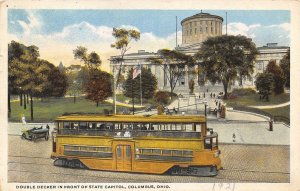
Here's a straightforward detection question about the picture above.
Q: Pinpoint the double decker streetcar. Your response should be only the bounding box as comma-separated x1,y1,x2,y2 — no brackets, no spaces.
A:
51,114,221,176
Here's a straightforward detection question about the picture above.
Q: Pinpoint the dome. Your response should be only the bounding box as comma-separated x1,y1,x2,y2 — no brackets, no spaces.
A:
180,12,223,46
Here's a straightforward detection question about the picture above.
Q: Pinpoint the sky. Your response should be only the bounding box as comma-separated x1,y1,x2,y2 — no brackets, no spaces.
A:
8,9,290,71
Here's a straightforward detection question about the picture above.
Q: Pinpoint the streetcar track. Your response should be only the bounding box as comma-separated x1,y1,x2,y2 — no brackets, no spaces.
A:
8,169,287,183
8,155,51,159
221,168,289,174
8,169,157,183
8,155,290,176
8,161,289,178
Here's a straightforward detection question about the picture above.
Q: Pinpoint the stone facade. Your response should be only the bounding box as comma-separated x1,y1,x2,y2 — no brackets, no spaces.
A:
110,12,289,93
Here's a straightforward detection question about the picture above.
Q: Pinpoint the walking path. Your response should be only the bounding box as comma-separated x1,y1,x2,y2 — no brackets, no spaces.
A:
249,101,290,109
100,98,144,108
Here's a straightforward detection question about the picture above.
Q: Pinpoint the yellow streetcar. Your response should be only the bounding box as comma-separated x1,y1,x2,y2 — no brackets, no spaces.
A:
51,114,221,176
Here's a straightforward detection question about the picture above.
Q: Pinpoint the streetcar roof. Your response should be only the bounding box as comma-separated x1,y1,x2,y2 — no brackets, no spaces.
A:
55,114,206,123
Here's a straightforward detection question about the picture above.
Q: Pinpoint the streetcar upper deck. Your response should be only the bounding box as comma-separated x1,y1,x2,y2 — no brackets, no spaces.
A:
55,114,206,123
54,114,210,139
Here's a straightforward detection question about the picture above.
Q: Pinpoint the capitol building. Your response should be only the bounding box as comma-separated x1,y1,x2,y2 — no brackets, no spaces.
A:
110,12,289,93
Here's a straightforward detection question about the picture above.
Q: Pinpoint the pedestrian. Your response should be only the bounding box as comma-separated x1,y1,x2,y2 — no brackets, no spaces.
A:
46,124,50,129
218,102,221,110
269,119,273,131
210,93,212,98
215,100,218,106
206,88,208,92
213,93,215,98
203,92,205,98
21,114,26,125
232,133,236,142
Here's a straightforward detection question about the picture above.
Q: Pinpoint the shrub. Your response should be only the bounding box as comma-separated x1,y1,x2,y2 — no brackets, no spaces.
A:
154,91,170,105
231,88,256,96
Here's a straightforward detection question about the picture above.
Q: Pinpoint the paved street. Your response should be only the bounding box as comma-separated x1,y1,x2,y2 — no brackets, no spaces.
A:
8,135,289,183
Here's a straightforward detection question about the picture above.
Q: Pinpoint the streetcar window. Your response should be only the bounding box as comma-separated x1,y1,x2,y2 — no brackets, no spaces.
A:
172,150,183,156
212,137,218,147
162,150,172,155
123,123,133,130
79,122,87,130
140,124,148,131
117,146,121,157
153,149,161,155
114,123,121,130
126,146,131,158
95,123,104,130
149,124,155,131
57,122,62,129
88,122,97,129
70,122,79,129
142,149,152,154
183,150,193,156
63,122,70,129
106,123,113,130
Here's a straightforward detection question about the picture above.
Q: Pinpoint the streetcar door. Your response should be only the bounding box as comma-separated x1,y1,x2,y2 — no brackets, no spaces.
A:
116,145,132,171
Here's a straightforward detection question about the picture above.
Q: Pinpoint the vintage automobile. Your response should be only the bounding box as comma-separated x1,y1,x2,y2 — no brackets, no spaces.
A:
21,125,50,142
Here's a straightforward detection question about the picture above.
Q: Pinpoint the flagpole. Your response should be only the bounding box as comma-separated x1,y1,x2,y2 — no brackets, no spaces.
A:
131,66,135,115
140,64,142,106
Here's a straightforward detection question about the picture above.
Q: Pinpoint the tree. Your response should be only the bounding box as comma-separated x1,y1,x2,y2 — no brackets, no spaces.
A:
280,51,290,88
85,69,113,107
266,60,285,95
8,41,28,115
73,46,101,70
67,72,82,103
48,67,68,97
149,49,193,99
195,35,258,99
111,27,140,113
18,45,41,121
8,41,67,121
123,67,158,100
111,28,140,84
255,72,274,101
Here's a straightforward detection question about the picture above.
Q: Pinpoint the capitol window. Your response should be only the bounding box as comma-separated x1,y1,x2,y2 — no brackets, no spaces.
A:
258,62,263,70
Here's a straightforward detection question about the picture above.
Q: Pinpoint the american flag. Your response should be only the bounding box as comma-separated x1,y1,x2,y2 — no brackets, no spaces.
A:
132,64,141,79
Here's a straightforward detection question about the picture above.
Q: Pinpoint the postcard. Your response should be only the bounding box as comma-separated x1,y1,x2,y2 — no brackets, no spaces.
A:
0,0,300,191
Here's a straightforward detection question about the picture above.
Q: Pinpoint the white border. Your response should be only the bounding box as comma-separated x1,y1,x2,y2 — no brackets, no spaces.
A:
1,0,300,191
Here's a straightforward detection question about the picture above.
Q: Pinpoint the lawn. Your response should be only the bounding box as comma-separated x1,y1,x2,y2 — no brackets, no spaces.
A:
9,97,127,123
224,93,290,107
223,92,290,121
262,105,290,120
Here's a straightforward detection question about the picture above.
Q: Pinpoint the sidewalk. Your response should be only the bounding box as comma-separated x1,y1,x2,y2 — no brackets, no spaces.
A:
249,101,290,109
166,94,289,145
105,98,144,108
